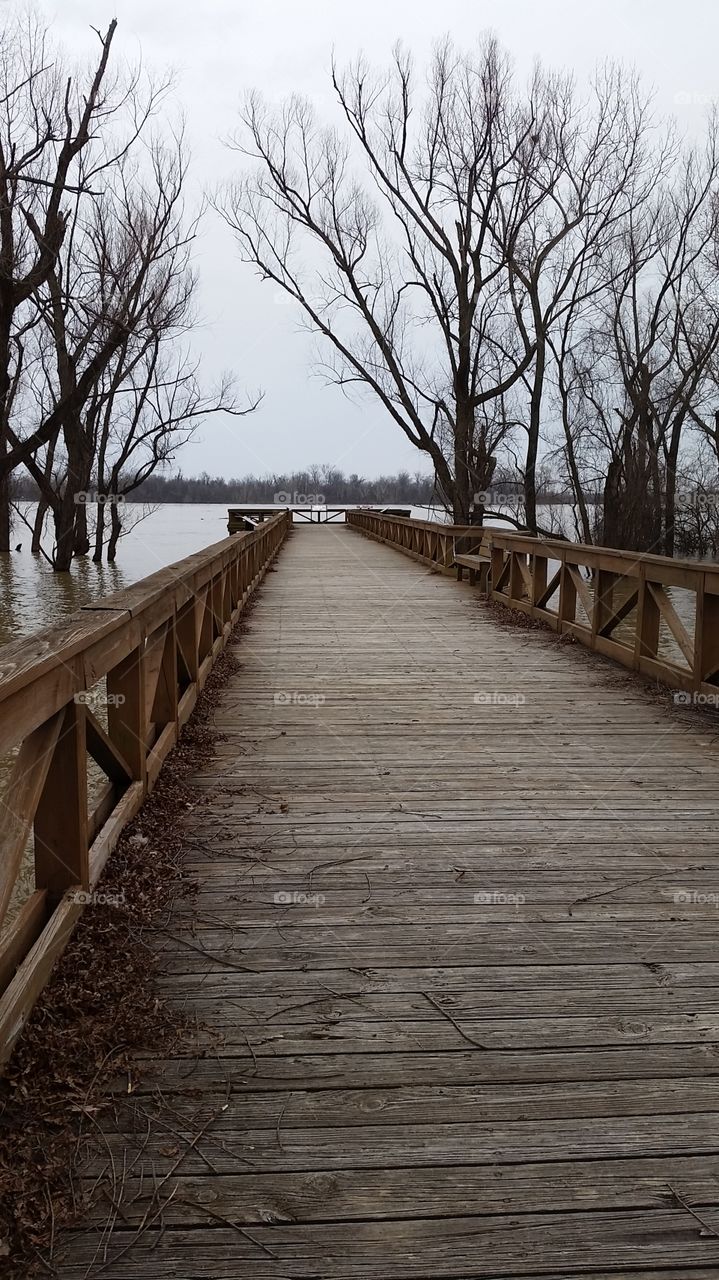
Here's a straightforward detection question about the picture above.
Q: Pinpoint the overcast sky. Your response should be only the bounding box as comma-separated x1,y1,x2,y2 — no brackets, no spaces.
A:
38,0,719,479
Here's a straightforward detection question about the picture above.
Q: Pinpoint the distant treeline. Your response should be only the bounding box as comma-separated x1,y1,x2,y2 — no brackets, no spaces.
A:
139,469,440,505
12,468,439,506
11,468,600,507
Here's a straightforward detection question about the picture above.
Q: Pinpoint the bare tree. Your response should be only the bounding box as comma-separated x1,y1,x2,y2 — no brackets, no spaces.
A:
220,41,686,535
0,16,177,546
22,133,201,569
92,341,253,562
500,64,663,531
556,123,719,554
219,39,542,523
0,15,123,550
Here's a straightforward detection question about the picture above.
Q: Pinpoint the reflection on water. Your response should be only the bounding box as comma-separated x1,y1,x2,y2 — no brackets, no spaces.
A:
1,503,234,643
0,553,126,647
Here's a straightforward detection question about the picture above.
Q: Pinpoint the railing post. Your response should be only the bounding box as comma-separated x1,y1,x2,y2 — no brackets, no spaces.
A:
211,573,223,640
636,568,661,664
151,617,179,729
230,556,241,615
532,553,548,607
490,545,504,594
34,701,89,904
509,552,524,602
593,569,614,638
107,645,147,782
199,586,214,660
221,565,232,628
695,576,719,689
177,600,200,687
558,556,576,627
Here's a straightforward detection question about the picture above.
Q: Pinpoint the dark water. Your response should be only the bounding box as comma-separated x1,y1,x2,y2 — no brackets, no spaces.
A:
0,503,234,645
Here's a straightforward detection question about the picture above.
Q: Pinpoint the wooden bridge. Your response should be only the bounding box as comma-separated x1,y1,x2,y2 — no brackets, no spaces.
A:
3,512,719,1276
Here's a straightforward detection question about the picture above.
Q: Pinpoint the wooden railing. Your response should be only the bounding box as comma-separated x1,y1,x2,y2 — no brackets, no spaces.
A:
347,511,719,697
0,511,290,1066
347,511,486,572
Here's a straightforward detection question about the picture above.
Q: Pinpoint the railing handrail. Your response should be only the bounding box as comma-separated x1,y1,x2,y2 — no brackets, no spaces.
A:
347,509,719,698
0,510,291,1067
0,516,288,709
349,510,719,578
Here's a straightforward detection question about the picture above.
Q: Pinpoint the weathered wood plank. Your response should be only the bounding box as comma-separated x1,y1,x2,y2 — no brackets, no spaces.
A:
120,1044,719,1092
52,1210,719,1278
0,513,291,1074
76,1153,719,1224
52,524,719,1278
0,712,62,925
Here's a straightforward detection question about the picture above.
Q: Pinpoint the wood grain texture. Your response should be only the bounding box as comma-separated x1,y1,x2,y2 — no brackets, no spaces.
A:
54,525,719,1278
348,509,719,697
0,514,290,1060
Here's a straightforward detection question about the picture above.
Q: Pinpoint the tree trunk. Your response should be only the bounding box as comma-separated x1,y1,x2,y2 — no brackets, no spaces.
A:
0,466,10,553
602,419,662,552
524,327,545,535
557,365,593,545
30,433,60,554
0,306,13,553
565,445,592,544
107,497,122,561
72,437,93,555
0,387,11,552
92,499,105,562
52,488,78,571
31,499,48,553
73,497,90,556
452,399,475,524
52,405,90,571
663,415,683,557
52,443,85,571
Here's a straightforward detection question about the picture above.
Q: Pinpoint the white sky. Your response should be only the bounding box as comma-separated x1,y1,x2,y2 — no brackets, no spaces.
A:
30,0,719,478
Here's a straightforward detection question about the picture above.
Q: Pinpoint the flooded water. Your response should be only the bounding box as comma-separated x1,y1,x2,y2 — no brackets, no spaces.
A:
1,501,480,641
0,497,699,665
1,503,236,645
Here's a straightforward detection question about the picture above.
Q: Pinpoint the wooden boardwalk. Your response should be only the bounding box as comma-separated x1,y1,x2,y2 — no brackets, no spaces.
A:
58,524,719,1277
